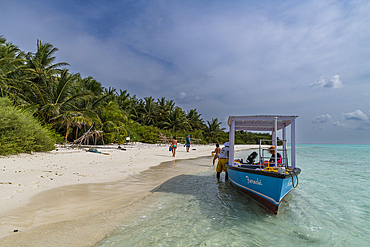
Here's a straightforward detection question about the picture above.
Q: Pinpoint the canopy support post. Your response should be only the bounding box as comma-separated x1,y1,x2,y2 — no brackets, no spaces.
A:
274,117,278,165
291,118,296,169
229,118,235,165
283,123,287,167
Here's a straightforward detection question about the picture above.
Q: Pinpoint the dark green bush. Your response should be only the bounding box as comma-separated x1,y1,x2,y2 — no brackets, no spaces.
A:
0,97,56,155
125,123,160,144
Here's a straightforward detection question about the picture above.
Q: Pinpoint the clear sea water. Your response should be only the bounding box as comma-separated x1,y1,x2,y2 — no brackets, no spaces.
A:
95,144,370,246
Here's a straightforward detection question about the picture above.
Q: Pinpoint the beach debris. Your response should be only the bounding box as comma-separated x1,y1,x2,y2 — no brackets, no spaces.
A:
0,182,12,185
87,148,100,153
87,148,109,155
14,229,18,232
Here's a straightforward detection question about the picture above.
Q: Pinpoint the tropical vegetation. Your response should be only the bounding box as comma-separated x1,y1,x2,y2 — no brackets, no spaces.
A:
0,97,60,155
0,35,272,154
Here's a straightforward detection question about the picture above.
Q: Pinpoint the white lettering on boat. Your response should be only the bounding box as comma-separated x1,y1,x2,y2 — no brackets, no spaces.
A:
245,176,262,186
285,180,292,188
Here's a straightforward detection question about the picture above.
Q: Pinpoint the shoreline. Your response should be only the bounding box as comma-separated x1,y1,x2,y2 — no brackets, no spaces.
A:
0,143,257,246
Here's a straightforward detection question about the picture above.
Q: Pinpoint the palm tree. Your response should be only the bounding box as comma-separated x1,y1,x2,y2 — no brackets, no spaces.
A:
186,109,205,130
97,101,127,143
161,107,190,132
25,40,69,80
138,96,158,126
0,36,25,99
52,109,98,142
20,68,94,128
203,118,225,143
79,76,103,96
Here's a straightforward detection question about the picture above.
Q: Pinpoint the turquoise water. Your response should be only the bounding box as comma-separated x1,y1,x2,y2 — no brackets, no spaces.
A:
95,145,370,246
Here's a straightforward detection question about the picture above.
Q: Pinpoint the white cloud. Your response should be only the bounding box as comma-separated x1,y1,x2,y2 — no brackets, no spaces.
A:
312,114,332,123
310,75,343,89
177,91,204,103
333,121,347,127
342,110,369,121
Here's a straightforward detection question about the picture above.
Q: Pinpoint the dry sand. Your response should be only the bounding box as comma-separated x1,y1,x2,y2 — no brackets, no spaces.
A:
0,143,256,246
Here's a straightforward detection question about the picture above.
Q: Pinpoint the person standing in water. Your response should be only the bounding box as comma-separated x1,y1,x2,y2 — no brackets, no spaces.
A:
171,136,178,157
216,142,229,180
212,143,221,165
185,135,191,152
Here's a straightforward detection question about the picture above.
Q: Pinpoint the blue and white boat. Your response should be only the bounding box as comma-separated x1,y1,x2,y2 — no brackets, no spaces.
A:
226,115,301,214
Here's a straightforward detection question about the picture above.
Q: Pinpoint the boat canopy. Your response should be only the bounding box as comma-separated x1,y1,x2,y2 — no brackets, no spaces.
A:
228,115,298,169
227,115,298,131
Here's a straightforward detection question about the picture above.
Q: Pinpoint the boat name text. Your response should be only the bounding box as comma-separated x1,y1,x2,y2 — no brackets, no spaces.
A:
245,176,262,186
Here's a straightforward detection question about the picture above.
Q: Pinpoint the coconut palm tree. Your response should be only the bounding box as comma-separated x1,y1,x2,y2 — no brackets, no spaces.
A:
203,118,225,143
161,107,190,132
97,101,127,144
24,40,69,82
0,36,25,98
138,96,159,126
186,109,205,130
20,68,94,126
79,76,103,96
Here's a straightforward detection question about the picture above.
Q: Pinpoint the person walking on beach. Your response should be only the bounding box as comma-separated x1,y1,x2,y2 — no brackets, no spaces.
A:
216,142,229,180
171,136,178,157
185,135,191,152
212,143,221,166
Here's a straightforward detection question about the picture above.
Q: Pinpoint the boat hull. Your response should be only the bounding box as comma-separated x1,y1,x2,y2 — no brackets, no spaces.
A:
227,165,301,214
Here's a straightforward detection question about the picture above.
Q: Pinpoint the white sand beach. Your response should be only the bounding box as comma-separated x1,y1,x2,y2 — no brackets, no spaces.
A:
0,143,256,246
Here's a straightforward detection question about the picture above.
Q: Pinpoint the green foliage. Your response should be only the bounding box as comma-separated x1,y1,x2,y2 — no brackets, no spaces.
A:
0,97,56,155
235,131,273,145
203,118,225,143
0,36,277,146
126,122,160,144
98,101,127,143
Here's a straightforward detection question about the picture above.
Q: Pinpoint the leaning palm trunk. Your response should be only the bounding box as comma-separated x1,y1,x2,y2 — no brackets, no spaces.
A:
71,124,102,147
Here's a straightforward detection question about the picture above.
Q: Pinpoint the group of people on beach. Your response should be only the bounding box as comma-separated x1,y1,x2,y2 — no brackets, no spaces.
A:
212,142,282,180
213,142,229,180
171,135,191,157
171,136,281,180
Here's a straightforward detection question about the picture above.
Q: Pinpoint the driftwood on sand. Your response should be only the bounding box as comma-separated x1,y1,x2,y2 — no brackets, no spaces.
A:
72,125,103,147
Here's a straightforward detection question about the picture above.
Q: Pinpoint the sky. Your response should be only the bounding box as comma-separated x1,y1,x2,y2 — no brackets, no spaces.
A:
1,0,369,144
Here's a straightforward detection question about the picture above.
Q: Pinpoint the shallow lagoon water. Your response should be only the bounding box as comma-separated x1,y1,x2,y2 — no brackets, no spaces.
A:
95,145,370,246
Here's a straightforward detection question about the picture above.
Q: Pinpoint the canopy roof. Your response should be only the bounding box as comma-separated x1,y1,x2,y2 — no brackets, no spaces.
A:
228,115,298,131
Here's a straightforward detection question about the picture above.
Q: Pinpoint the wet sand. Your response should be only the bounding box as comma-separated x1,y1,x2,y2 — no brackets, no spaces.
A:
0,144,256,246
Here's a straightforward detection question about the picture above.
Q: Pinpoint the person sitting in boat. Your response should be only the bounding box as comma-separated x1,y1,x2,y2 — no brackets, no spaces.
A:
216,142,229,180
212,143,221,166
268,145,282,167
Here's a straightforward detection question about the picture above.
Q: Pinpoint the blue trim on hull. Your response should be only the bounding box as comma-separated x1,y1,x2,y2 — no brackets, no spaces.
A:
227,167,298,213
